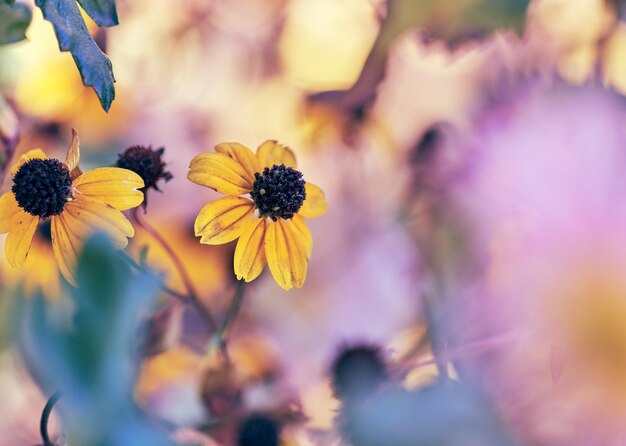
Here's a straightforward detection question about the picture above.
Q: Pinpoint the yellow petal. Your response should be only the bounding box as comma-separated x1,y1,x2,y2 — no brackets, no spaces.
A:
299,182,328,218
64,128,83,180
194,196,255,245
265,219,308,290
0,192,21,233
73,167,145,210
10,148,47,175
51,214,79,285
24,240,62,301
63,195,135,249
214,142,261,184
188,152,254,195
234,218,268,282
5,210,38,269
290,214,312,259
256,140,297,169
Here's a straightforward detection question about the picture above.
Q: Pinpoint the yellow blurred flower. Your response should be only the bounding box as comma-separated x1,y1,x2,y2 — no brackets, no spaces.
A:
188,141,328,290
129,216,229,300
11,11,133,144
0,132,144,284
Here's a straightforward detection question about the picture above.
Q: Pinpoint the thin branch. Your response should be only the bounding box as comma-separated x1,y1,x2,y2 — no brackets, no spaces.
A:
217,280,246,345
129,208,219,333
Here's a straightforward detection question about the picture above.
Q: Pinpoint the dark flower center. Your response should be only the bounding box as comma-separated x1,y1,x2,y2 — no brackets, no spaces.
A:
115,145,173,191
331,345,389,403
12,158,72,218
250,164,306,221
237,415,279,446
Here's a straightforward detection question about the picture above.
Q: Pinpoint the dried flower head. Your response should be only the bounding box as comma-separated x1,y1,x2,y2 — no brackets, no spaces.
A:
331,344,389,404
237,414,279,446
115,145,173,210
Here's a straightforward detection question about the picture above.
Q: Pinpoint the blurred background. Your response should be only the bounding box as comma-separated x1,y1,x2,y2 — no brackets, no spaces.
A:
2,0,626,445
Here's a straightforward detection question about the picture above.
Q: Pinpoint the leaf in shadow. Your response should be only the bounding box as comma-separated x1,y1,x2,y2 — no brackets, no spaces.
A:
35,0,116,111
77,0,118,27
342,379,520,446
0,2,32,44
19,234,175,446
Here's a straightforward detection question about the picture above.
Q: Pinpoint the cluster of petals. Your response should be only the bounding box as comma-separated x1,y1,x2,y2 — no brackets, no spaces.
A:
188,140,328,290
0,135,144,284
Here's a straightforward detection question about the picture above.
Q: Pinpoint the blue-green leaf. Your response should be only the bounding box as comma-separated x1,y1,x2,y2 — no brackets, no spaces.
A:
19,235,175,446
35,0,116,111
0,2,32,44
77,0,118,27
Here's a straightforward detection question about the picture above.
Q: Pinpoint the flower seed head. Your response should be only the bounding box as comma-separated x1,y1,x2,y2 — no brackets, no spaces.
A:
115,145,173,189
237,414,279,446
250,164,306,221
12,158,72,218
115,145,173,210
331,344,389,404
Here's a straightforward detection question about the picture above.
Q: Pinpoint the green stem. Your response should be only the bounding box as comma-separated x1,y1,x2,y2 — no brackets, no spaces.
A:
217,280,246,347
40,392,61,446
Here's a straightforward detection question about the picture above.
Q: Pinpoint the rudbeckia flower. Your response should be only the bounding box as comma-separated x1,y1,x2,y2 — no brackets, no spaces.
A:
187,141,328,290
0,131,144,284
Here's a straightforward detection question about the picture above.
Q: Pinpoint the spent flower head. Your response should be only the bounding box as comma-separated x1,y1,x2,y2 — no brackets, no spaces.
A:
115,145,173,210
237,414,280,446
331,344,389,404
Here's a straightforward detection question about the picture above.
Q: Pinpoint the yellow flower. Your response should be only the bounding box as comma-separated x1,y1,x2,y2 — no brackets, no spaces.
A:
188,141,328,290
1,220,62,300
0,131,145,285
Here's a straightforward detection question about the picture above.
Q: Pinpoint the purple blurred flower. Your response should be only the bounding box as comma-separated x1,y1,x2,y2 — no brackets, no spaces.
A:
446,84,626,445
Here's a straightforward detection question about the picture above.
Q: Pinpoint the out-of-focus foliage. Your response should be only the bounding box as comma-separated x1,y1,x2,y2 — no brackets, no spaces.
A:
17,235,174,446
343,380,519,446
310,0,530,114
0,95,18,180
0,1,32,44
386,0,529,42
35,0,117,111
611,0,626,19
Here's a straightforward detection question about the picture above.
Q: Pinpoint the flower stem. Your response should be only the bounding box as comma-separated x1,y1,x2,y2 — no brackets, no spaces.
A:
217,280,246,348
130,208,219,333
421,289,449,380
40,391,61,446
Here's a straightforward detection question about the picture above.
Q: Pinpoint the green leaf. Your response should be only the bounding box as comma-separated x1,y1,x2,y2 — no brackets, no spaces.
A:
35,0,116,111
384,0,529,44
0,2,32,44
77,0,118,27
19,235,175,446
